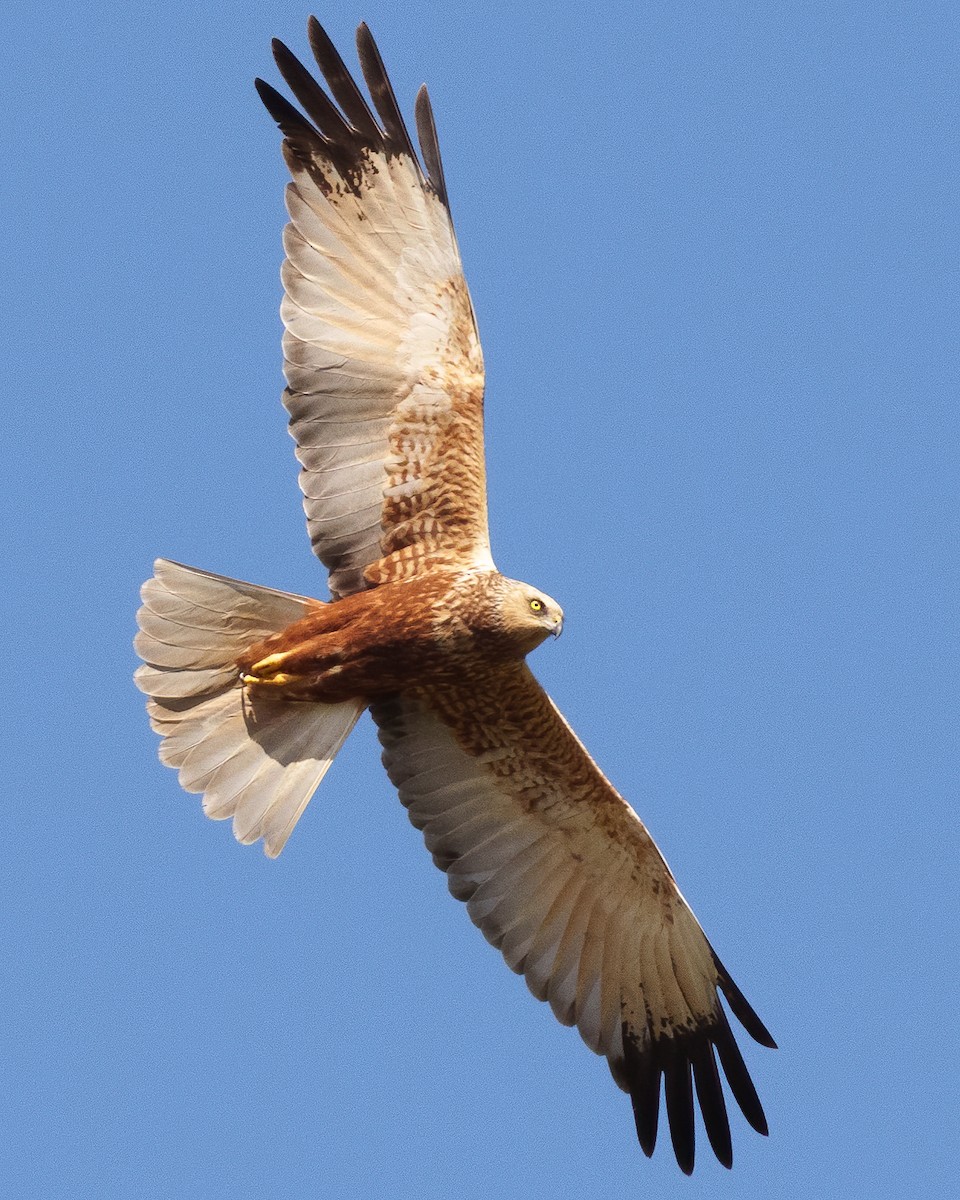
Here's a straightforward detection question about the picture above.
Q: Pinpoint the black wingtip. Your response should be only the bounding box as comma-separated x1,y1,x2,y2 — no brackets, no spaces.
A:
414,84,450,210
260,18,443,207
712,949,778,1049
622,998,771,1172
355,21,421,167
623,1025,661,1157
254,77,288,123
270,36,358,150
307,17,381,141
664,1044,696,1174
254,77,317,148
691,1040,733,1168
633,1099,659,1159
713,1008,770,1136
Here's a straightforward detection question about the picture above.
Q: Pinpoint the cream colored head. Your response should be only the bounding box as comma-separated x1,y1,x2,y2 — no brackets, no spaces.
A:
500,578,564,653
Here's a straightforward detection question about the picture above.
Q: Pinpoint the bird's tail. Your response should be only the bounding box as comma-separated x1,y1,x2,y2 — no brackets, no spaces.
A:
134,558,363,856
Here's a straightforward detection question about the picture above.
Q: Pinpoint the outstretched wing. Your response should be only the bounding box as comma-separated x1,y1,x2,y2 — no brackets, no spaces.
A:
257,20,490,598
371,667,776,1174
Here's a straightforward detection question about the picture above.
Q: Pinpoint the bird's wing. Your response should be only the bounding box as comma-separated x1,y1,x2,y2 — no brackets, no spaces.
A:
257,21,490,598
371,665,775,1174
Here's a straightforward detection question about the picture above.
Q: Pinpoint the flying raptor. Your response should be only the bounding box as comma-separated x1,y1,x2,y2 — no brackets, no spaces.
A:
134,18,776,1174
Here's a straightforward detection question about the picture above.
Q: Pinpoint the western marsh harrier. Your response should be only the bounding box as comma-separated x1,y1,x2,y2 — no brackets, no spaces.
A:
134,18,776,1173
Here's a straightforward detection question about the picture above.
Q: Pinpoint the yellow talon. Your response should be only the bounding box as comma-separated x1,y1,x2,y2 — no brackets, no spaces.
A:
250,652,289,674
241,651,300,689
242,670,295,688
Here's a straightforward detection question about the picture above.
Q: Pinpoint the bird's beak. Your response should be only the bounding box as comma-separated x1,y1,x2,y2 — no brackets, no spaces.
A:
552,615,564,638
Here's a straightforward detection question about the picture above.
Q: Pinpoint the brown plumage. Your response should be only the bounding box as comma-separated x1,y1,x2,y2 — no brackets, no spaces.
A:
134,18,776,1174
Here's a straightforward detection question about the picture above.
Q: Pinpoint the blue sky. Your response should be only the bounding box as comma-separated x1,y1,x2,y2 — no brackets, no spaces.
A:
4,1,958,1196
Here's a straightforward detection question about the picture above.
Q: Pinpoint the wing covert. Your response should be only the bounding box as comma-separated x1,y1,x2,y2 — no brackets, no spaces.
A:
258,20,491,598
371,667,775,1173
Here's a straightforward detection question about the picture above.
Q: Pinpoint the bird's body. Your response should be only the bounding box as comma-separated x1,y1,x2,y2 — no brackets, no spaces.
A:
134,17,776,1174
237,568,563,701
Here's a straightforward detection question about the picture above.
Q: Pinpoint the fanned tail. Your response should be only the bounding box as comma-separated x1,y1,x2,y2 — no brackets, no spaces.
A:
134,559,363,856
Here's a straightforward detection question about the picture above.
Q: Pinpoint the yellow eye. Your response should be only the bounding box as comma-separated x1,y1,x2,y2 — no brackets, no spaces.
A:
529,598,544,613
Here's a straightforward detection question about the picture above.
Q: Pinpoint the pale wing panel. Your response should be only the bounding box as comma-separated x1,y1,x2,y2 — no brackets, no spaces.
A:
258,23,491,597
372,669,774,1173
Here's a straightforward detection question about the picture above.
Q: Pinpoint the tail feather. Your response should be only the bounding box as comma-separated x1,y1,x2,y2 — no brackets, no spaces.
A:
135,559,363,857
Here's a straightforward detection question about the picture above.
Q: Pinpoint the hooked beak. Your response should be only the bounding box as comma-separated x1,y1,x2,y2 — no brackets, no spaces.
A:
552,615,564,639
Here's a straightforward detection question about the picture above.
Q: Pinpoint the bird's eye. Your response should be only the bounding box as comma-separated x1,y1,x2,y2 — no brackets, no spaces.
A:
529,598,544,613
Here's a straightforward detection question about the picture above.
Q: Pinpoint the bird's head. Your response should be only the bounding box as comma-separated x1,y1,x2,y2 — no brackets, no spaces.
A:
499,579,564,654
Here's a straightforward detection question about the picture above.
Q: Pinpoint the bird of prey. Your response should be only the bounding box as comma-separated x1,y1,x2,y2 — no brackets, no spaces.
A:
134,18,776,1174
